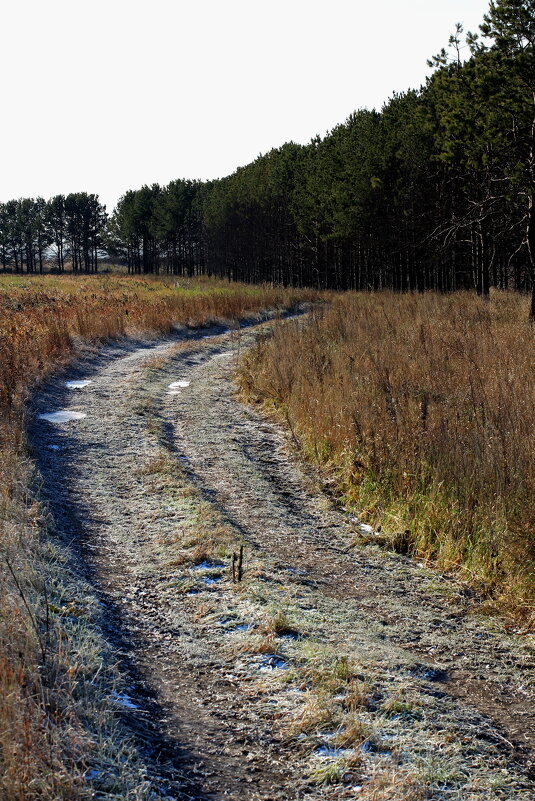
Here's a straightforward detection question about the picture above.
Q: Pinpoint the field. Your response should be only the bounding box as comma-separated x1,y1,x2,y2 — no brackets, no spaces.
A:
240,291,535,626
0,273,319,799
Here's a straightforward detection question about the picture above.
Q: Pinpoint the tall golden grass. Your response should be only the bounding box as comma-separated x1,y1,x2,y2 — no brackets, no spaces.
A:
240,291,535,626
0,273,320,799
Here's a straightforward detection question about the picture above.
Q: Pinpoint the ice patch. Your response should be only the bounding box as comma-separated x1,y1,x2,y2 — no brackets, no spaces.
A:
65,380,92,389
358,523,374,534
166,390,182,396
203,576,222,586
38,411,86,423
315,744,353,759
258,654,287,671
219,617,250,633
112,691,139,710
168,380,190,389
285,566,307,576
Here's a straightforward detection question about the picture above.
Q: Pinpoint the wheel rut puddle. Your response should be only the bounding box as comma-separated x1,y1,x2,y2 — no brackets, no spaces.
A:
30,320,535,800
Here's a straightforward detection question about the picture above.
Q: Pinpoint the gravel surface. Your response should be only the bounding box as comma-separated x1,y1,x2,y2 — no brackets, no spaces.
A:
29,319,535,800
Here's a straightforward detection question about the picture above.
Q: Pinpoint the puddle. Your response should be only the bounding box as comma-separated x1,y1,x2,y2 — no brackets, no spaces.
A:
192,560,225,570
65,380,92,389
112,691,139,710
47,444,61,451
168,380,190,389
258,654,288,671
186,589,200,596
38,411,86,423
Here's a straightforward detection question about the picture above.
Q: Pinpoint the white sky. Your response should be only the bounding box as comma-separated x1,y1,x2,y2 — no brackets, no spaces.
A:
2,0,490,212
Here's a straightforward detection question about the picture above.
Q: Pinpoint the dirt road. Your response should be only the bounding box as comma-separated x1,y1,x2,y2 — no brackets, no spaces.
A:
30,318,535,800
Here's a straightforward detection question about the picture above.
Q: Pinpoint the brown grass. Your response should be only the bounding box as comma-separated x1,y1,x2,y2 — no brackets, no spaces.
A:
0,273,319,799
239,291,535,626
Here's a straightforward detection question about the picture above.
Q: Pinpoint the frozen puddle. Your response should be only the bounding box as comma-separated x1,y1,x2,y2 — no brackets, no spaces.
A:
168,380,190,389
65,380,92,389
38,411,86,423
112,691,139,710
203,576,222,586
258,654,288,671
315,744,352,758
357,522,374,535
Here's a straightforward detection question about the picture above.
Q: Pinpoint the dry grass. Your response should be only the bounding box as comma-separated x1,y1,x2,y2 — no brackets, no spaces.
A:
0,273,317,425
240,291,535,626
0,272,319,799
0,454,89,799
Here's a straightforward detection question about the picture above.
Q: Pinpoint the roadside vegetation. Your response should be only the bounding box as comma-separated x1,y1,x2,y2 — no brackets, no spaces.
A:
0,273,318,799
239,290,535,627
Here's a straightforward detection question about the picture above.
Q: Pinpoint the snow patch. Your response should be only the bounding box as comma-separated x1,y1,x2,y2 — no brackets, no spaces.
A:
358,523,374,535
65,380,92,389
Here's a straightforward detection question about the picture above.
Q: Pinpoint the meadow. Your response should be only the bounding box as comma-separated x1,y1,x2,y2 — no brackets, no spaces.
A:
240,291,535,627
0,273,319,799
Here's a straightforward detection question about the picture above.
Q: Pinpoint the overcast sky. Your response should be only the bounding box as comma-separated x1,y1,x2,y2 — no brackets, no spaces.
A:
2,0,490,212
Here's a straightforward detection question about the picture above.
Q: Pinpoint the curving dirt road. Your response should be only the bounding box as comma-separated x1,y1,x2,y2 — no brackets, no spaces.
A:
30,318,535,800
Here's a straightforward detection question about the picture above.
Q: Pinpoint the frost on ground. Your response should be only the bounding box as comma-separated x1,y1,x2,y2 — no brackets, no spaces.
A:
29,320,535,800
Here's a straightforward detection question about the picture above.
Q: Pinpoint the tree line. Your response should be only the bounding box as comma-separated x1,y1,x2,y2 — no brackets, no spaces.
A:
0,194,106,273
1,1,533,308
